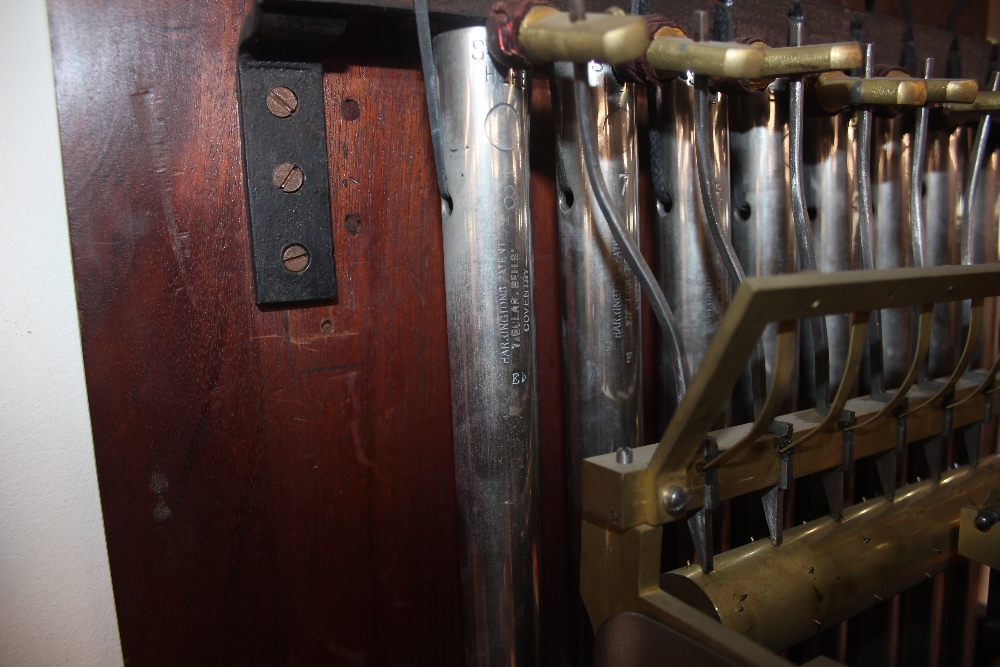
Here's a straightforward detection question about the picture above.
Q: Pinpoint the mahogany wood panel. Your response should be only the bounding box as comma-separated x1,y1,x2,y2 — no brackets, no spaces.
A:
46,0,588,663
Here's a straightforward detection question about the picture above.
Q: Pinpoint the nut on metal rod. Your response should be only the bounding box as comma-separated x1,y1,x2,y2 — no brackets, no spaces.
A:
517,6,650,64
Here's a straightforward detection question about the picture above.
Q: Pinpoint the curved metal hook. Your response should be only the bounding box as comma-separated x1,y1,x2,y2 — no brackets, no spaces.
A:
780,311,870,452
905,298,984,416
947,353,1000,409
850,303,934,429
704,321,797,469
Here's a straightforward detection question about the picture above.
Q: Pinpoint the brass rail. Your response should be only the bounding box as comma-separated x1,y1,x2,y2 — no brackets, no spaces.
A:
583,264,1000,529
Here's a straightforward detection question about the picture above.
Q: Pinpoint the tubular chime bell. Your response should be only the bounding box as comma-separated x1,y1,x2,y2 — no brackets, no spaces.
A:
416,0,1000,663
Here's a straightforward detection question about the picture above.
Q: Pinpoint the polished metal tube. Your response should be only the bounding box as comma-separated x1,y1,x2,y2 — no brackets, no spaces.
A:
872,115,914,388
652,75,729,421
729,82,797,413
969,147,1000,368
434,27,540,666
661,458,1000,652
922,126,968,376
551,60,642,532
803,112,856,389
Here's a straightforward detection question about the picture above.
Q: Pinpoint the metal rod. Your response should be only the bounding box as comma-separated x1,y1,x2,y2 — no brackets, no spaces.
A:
728,84,797,416
552,57,643,557
961,72,1000,268
872,112,915,389
803,109,857,399
434,27,540,665
923,121,968,377
910,57,933,268
961,72,1000,375
690,9,768,422
787,6,830,412
572,63,690,403
413,0,450,204
856,44,887,398
651,74,730,421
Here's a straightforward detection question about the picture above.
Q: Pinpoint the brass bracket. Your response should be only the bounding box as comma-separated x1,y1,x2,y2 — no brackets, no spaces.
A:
959,499,1000,569
583,264,1000,530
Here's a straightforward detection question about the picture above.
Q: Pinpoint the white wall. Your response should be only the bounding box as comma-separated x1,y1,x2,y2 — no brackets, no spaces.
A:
0,0,124,664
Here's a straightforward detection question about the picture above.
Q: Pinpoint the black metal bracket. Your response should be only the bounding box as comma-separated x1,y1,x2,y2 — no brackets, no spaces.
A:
237,3,345,307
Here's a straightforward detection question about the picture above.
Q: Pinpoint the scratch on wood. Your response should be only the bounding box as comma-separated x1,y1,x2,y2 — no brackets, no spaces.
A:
131,88,197,306
298,360,371,375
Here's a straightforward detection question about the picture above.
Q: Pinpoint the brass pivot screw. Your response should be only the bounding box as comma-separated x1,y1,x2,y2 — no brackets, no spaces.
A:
281,244,310,273
663,485,692,514
272,162,304,193
266,86,298,117
975,503,1000,532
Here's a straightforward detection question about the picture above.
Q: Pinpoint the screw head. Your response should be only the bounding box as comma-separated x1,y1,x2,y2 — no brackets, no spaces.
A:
281,244,310,273
272,162,304,193
266,86,298,118
615,446,633,465
662,485,692,514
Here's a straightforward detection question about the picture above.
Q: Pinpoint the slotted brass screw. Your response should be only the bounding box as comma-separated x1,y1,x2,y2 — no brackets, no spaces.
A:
272,162,304,193
281,244,309,273
266,86,298,117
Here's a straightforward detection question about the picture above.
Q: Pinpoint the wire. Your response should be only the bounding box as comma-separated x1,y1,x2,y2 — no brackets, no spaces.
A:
945,0,970,31
787,5,831,410
572,62,691,400
910,57,933,268
690,11,767,417
714,0,733,42
855,44,886,397
413,0,451,210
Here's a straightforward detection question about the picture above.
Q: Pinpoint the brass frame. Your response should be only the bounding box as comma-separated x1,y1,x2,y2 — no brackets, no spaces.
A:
581,265,1000,649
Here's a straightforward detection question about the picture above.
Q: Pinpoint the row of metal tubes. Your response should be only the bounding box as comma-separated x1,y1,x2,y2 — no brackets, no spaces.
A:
678,71,999,665
669,88,1000,422
432,23,1000,666
577,70,1000,661
674,74,999,665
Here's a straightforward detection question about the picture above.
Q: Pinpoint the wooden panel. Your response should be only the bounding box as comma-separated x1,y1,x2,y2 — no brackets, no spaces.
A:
47,0,583,663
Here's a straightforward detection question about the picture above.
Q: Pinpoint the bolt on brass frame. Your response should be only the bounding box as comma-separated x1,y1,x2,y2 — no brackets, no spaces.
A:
959,501,1000,569
582,264,1000,531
